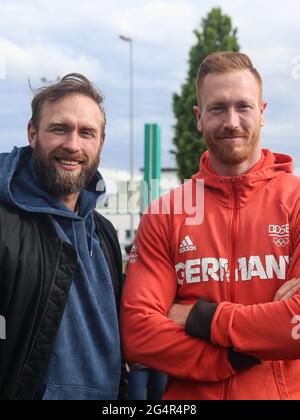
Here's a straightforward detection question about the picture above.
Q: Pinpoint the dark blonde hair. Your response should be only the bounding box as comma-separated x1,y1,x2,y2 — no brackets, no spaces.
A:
30,73,106,132
196,52,262,104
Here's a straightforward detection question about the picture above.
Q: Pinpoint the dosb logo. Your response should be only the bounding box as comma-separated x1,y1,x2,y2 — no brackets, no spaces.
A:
268,224,289,247
268,224,289,236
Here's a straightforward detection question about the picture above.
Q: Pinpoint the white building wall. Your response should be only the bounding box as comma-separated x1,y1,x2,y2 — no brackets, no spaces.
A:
97,168,179,258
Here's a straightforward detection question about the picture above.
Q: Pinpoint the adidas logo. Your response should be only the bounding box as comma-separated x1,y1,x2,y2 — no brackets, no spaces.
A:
179,236,197,253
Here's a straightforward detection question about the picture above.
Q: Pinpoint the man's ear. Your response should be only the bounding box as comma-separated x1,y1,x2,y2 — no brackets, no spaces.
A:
260,100,268,127
193,105,203,132
27,121,37,148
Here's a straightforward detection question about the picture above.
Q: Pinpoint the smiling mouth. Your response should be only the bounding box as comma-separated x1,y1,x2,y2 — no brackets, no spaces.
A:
54,158,84,169
218,136,246,140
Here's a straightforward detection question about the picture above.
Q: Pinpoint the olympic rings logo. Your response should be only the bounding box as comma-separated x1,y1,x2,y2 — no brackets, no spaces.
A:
273,237,289,247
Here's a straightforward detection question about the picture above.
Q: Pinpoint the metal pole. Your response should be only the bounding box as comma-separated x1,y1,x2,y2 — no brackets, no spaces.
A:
119,35,134,242
129,40,134,241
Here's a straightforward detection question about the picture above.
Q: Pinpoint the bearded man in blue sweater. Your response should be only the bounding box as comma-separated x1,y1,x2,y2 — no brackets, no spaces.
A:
0,74,125,400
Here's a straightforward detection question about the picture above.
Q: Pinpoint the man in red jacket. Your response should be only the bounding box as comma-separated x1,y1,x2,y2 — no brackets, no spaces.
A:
121,52,300,400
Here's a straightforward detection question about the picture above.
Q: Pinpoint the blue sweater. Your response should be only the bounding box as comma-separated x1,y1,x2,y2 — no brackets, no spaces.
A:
0,146,121,400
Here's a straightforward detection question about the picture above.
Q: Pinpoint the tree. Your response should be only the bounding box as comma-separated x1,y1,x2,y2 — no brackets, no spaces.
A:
172,7,240,182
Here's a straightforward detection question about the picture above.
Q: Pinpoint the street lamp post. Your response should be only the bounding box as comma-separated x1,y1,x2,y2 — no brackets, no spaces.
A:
119,35,134,242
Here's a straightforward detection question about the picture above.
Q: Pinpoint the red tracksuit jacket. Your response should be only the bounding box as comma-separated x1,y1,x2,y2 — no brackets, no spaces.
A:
121,149,300,400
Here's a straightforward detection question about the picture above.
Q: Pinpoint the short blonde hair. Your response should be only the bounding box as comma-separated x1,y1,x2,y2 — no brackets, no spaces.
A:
196,51,262,104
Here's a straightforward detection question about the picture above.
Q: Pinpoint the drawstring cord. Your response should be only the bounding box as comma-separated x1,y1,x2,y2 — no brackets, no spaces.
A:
72,220,78,255
52,213,94,259
89,214,95,258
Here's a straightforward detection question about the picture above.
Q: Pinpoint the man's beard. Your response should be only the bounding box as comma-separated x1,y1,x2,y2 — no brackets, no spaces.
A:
204,127,261,165
32,139,100,197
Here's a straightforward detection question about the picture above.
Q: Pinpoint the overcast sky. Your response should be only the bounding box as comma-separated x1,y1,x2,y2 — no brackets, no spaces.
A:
0,0,300,172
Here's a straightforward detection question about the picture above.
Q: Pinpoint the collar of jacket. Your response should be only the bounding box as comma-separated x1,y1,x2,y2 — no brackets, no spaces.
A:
192,149,293,208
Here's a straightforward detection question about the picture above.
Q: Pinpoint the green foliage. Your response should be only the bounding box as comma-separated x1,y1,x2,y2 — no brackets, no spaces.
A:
172,7,240,182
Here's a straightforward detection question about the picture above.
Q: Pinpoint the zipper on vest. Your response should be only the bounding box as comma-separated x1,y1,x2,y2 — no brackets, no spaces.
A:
229,178,239,301
224,178,239,400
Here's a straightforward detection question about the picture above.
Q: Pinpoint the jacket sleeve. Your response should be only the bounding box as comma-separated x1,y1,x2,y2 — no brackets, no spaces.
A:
94,212,128,399
120,210,257,382
197,211,300,361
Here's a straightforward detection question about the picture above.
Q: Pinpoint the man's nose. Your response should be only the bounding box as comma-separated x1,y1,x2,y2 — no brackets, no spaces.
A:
63,131,81,152
223,109,239,130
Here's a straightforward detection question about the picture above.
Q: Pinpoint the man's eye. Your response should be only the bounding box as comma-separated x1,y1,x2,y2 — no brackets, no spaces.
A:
210,107,224,113
81,130,94,137
238,105,251,111
52,127,65,133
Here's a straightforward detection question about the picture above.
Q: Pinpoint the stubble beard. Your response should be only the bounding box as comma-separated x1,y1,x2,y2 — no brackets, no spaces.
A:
32,138,100,197
204,127,261,165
